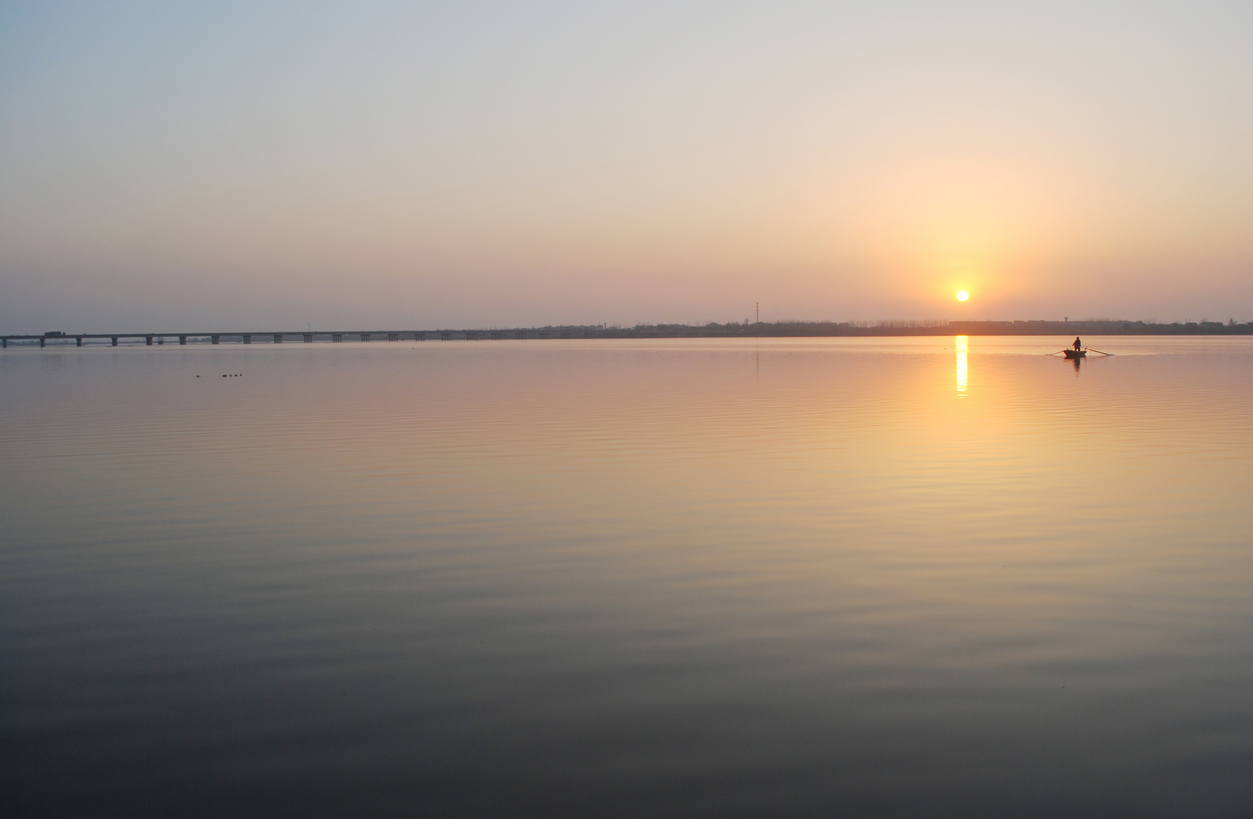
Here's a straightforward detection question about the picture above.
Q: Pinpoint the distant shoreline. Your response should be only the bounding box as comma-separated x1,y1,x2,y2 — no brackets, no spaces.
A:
4,320,1252,346
579,319,1253,338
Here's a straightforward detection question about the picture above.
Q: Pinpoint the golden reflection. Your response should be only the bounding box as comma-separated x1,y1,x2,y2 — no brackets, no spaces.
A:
956,335,968,395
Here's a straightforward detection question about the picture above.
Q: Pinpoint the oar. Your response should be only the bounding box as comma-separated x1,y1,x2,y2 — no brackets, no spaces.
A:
1087,348,1114,356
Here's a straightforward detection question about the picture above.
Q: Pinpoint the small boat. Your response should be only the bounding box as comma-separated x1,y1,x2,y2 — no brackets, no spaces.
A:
1063,349,1086,359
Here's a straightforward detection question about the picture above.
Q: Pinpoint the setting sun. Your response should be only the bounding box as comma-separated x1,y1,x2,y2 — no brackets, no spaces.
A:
956,291,969,302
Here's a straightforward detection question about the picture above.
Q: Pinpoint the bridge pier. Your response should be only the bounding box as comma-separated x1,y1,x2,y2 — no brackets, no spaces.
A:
146,336,153,346
2,339,6,348
441,332,452,341
179,336,187,345
77,337,83,347
273,334,283,343
361,333,371,342
40,338,45,347
243,335,251,344
414,333,425,341
332,334,342,343
211,335,219,345
303,334,313,343
112,337,118,346
388,333,399,341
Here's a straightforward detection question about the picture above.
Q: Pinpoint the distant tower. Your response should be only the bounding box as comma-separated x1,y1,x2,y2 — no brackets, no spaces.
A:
756,302,759,323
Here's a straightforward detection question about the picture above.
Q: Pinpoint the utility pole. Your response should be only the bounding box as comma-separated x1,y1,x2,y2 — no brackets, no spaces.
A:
756,302,759,324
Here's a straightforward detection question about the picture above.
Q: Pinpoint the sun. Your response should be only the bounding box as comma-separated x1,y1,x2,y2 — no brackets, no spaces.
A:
956,290,969,302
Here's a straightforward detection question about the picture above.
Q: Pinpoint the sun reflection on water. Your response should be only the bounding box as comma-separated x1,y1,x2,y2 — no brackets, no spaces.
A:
956,335,968,395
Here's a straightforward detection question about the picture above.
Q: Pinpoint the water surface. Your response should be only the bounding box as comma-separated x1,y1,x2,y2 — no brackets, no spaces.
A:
3,337,1252,817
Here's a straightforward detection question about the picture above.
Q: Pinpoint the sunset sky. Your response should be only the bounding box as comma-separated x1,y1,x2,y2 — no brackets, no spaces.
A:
2,1,1251,331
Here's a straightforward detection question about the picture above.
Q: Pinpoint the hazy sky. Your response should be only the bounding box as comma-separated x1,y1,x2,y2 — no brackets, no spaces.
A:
2,1,1251,331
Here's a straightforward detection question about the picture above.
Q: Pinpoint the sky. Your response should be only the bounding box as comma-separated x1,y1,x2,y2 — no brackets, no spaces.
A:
2,1,1251,332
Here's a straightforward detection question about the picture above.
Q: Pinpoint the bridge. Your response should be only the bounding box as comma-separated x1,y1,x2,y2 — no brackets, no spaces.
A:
0,329,606,348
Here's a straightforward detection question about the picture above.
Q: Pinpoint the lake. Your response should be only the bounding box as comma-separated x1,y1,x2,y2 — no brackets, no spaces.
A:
3,337,1252,817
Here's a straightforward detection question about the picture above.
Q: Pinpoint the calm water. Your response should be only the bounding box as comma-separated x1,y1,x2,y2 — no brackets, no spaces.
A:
3,337,1252,817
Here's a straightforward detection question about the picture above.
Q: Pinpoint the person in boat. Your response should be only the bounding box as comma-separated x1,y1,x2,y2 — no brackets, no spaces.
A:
1073,336,1082,351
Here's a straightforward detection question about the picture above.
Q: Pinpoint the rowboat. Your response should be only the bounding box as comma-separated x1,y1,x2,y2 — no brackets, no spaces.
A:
1050,346,1109,359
